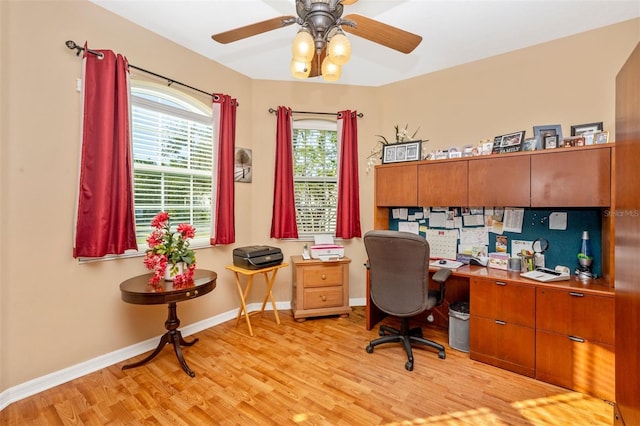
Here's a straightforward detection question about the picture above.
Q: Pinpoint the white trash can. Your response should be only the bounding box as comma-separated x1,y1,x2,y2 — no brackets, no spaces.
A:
449,301,470,352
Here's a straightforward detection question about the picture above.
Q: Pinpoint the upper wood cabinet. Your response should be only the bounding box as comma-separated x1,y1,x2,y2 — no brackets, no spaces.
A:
468,155,530,207
375,163,417,206
418,161,468,206
530,147,611,206
374,145,612,208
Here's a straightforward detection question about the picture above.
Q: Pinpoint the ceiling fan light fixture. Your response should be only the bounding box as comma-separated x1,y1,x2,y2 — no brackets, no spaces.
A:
327,31,350,65
321,56,341,82
291,58,311,79
292,29,315,63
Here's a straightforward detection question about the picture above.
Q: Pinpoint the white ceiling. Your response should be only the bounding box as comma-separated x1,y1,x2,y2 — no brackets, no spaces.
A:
89,0,640,87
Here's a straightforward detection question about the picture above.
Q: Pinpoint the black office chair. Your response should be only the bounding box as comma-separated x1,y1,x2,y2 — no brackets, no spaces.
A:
364,230,451,371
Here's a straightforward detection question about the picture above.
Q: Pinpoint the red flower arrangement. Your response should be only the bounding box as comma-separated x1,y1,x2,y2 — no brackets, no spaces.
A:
143,212,196,288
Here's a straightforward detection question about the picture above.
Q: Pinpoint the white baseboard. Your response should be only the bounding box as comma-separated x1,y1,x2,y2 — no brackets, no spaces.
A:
0,299,363,411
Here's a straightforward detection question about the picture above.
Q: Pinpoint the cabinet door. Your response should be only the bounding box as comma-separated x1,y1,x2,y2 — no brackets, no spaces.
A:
497,322,535,377
471,277,535,327
537,287,615,345
418,161,468,206
530,148,611,206
536,329,574,389
375,164,418,206
470,316,534,377
571,291,615,345
536,329,615,401
468,156,530,206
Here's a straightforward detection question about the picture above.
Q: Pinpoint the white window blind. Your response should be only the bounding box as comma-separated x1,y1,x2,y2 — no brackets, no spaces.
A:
292,119,338,235
131,85,213,246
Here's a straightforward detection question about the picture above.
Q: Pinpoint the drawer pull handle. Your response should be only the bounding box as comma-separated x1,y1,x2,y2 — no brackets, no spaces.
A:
568,335,585,343
321,295,327,301
495,320,507,325
186,292,191,297
495,281,507,286
321,274,327,280
569,292,584,297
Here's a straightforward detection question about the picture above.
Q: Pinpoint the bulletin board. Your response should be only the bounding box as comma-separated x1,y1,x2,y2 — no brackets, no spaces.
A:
387,207,602,277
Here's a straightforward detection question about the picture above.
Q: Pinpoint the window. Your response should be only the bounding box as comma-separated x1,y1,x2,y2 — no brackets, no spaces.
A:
131,82,213,247
292,119,338,235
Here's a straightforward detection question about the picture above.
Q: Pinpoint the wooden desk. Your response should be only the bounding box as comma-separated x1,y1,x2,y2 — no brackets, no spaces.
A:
119,269,217,377
366,264,614,330
225,263,289,336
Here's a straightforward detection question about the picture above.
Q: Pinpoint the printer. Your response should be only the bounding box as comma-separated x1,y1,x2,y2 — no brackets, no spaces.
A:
310,234,345,261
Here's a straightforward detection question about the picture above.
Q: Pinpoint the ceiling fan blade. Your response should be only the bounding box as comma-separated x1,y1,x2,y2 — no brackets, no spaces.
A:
342,14,422,54
212,16,296,44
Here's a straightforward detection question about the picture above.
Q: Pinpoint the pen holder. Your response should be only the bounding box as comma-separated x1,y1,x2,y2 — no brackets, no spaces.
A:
507,257,522,271
519,253,535,272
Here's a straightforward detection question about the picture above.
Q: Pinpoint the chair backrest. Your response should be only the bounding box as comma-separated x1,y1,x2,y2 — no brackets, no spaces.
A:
364,230,431,317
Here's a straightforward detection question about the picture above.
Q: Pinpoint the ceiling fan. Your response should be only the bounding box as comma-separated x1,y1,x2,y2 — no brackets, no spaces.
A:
211,0,423,81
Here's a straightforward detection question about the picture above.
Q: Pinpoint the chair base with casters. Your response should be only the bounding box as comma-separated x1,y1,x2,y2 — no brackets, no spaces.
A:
366,315,446,371
364,267,452,371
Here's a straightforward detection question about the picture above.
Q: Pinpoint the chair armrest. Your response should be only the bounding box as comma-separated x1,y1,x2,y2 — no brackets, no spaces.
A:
431,268,451,306
432,268,451,283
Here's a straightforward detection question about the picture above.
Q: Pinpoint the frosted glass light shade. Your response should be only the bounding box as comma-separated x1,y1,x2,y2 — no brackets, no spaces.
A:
321,56,341,82
292,30,315,63
327,32,351,65
291,59,311,79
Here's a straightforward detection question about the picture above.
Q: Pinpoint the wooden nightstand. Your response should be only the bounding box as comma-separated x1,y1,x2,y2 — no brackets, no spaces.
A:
291,255,351,321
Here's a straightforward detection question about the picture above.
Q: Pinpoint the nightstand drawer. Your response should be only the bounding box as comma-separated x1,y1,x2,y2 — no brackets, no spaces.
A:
302,265,344,288
303,286,343,309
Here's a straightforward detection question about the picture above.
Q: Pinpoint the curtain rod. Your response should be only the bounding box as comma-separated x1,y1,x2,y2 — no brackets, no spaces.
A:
268,108,363,118
65,40,220,101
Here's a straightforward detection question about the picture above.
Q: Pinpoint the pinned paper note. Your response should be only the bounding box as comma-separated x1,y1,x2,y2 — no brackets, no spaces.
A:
549,212,568,230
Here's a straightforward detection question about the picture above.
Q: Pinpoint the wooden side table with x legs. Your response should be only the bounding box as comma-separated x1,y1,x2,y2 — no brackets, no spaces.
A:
225,263,288,336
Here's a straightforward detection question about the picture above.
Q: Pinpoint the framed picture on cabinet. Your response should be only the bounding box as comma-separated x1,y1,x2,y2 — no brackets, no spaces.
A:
494,130,526,154
544,134,558,149
533,124,563,150
594,131,610,144
570,121,603,136
382,141,422,164
522,137,538,151
562,136,585,147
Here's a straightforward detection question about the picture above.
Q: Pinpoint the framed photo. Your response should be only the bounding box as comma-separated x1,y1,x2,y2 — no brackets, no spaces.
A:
570,121,603,136
523,137,538,151
382,141,422,164
582,131,595,145
481,140,494,155
533,125,563,150
544,134,558,149
234,147,253,183
494,130,526,154
563,136,585,148
594,131,610,144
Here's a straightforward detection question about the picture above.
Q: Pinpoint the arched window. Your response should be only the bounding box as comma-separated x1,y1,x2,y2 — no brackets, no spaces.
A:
130,82,213,247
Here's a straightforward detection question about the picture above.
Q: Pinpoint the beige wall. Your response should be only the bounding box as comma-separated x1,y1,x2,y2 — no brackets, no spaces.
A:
0,0,637,393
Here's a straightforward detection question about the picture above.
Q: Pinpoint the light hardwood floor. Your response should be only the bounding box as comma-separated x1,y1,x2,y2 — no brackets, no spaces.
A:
1,307,613,425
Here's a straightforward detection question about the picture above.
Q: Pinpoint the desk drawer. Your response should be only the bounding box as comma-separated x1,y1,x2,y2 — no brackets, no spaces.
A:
302,265,344,288
303,286,343,309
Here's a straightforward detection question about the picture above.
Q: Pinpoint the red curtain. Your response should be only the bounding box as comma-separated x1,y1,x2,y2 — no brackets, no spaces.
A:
73,45,138,258
335,110,361,239
210,94,237,245
270,106,299,239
